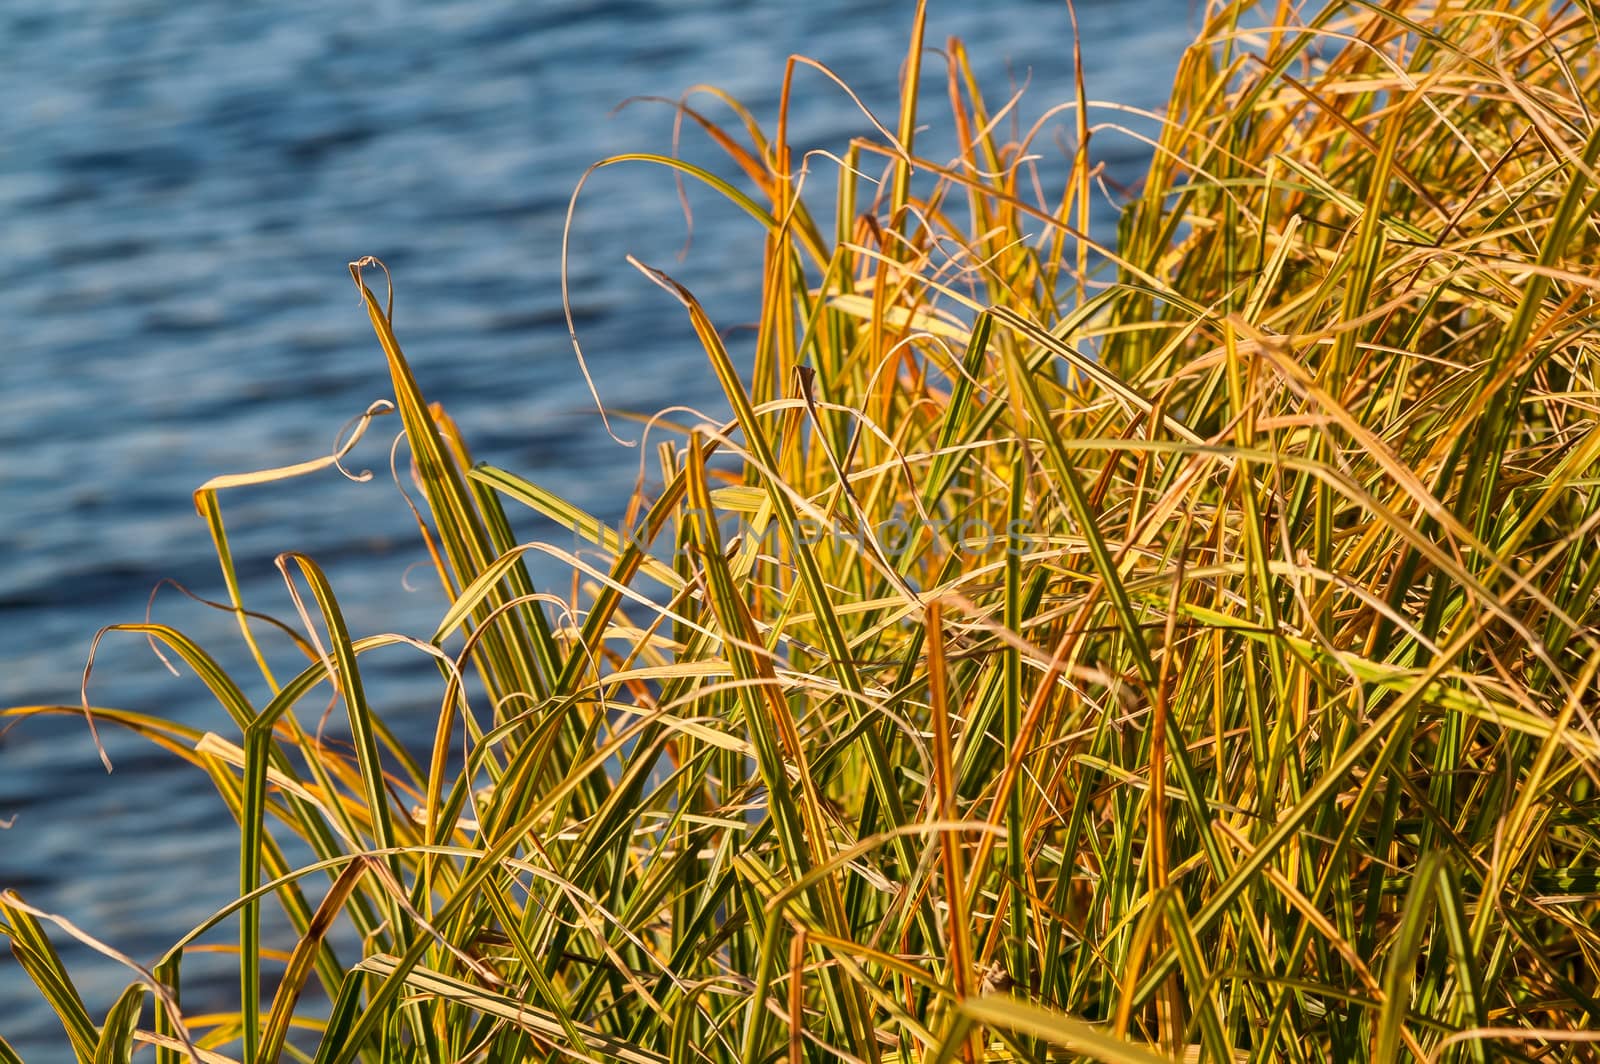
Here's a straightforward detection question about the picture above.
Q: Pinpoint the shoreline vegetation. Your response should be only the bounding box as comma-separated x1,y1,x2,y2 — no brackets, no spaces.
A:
5,1,1600,1061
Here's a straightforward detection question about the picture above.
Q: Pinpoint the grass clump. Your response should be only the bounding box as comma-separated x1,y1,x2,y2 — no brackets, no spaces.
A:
5,1,1600,1061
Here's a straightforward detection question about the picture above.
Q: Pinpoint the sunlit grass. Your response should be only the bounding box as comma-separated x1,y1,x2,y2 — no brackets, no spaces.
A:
4,1,1600,1061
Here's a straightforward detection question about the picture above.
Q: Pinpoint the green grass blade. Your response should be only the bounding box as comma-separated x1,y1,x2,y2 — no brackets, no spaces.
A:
92,983,145,1064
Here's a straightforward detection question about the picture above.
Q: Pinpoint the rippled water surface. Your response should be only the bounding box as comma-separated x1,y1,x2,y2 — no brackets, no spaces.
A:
0,0,1195,1051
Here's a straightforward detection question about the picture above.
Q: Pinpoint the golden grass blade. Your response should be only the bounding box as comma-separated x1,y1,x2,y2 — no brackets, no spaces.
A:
957,995,1175,1064
354,955,667,1064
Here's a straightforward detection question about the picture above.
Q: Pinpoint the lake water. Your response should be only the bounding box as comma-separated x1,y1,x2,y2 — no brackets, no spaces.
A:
0,0,1197,1052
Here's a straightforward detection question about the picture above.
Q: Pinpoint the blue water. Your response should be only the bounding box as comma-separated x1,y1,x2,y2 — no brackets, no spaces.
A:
0,0,1195,1052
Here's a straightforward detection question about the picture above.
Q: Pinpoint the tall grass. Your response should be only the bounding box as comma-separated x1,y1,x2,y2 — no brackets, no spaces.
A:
5,1,1599,1061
